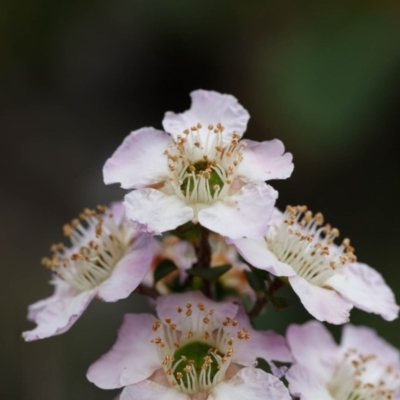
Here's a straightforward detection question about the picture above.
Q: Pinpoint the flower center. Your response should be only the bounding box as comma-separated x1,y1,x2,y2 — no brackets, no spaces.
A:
164,123,246,205
267,205,356,286
42,206,134,293
328,348,400,400
151,301,250,394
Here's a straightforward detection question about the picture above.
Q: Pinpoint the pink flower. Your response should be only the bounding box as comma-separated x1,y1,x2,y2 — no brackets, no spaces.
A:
87,291,292,400
23,203,155,341
286,321,400,399
229,206,399,324
103,90,293,238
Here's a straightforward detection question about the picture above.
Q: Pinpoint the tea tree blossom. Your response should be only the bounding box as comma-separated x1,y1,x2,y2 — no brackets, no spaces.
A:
23,203,154,341
286,321,400,399
103,90,293,238
230,206,399,324
87,291,292,400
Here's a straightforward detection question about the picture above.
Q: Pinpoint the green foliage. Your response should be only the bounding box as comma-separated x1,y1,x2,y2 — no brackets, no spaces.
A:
153,259,178,283
186,264,232,281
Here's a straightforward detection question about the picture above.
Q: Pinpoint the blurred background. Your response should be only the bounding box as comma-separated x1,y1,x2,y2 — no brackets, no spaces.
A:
1,0,400,398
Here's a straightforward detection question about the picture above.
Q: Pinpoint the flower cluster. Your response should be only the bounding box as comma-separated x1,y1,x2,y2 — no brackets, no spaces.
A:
24,90,399,399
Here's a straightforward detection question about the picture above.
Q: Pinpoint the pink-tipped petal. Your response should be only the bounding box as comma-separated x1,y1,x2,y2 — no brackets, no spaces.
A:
23,286,96,341
286,321,338,381
124,189,193,235
228,237,296,277
198,183,277,239
87,314,160,389
103,127,171,189
286,364,334,400
341,325,400,367
210,367,291,400
326,262,399,321
120,380,189,400
97,234,155,302
289,276,352,324
237,139,294,182
163,90,250,143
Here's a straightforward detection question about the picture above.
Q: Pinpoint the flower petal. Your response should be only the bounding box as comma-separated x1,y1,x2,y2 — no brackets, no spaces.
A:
87,314,160,389
124,189,194,235
120,380,189,400
23,283,96,341
103,127,171,189
286,321,338,382
97,234,155,302
237,139,294,182
228,237,296,277
162,90,250,142
289,276,352,324
210,367,291,400
325,262,399,321
198,183,277,239
341,325,400,367
286,364,335,400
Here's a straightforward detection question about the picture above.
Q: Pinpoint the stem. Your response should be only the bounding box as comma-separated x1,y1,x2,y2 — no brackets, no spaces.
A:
196,226,212,298
248,294,268,318
135,284,160,299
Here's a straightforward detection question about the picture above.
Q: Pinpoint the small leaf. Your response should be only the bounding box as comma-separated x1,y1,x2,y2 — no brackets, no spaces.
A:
244,270,266,293
186,264,232,281
154,259,178,283
270,296,290,311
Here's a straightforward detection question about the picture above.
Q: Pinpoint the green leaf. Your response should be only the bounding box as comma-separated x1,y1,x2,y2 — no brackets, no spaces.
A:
270,296,290,311
154,259,178,283
186,264,232,281
244,270,266,293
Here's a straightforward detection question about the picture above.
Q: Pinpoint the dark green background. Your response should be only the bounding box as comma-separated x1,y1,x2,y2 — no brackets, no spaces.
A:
1,0,400,398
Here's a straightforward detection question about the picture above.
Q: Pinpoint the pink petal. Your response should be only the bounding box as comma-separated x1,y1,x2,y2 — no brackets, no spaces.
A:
341,325,400,367
228,237,296,277
162,90,250,143
103,127,171,189
97,234,155,302
326,262,399,321
156,292,238,328
210,367,291,400
289,276,353,324
286,321,338,382
87,314,160,389
198,183,277,239
23,284,96,341
286,364,334,400
124,189,194,235
120,380,189,400
237,139,294,182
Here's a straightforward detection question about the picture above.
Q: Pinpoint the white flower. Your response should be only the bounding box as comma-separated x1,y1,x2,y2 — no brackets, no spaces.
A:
103,90,293,238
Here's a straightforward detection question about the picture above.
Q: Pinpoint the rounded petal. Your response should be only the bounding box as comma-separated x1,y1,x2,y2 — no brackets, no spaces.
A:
198,184,278,239
237,139,294,182
156,291,238,328
228,237,296,277
210,367,291,400
162,90,250,142
286,364,335,400
124,189,194,235
87,314,160,389
326,262,399,321
103,127,171,189
120,380,189,400
289,276,353,324
341,325,400,367
23,285,96,341
286,321,338,382
97,234,155,302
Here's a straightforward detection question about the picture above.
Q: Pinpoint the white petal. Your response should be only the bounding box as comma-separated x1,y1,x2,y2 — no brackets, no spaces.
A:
289,276,352,324
228,237,296,276
286,321,338,382
237,139,294,182
162,90,250,143
124,189,193,235
210,367,291,400
326,262,399,321
87,314,160,389
198,183,277,239
120,381,189,400
103,127,171,189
